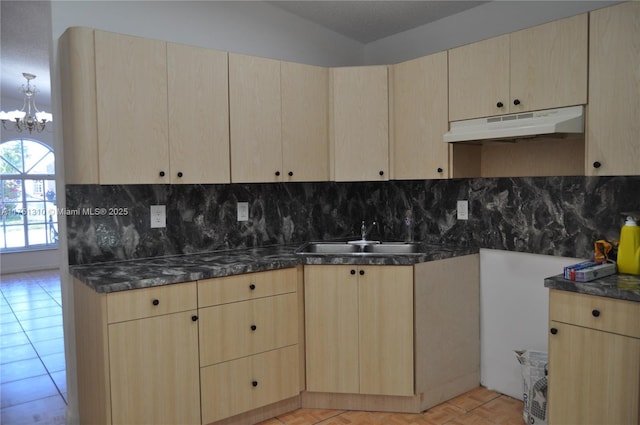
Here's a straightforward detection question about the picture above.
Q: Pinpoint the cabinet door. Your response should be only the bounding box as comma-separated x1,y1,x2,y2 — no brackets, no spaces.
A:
548,321,640,424
229,53,282,183
304,265,359,393
359,266,414,396
587,2,640,176
448,35,510,121
108,311,200,425
392,52,448,180
331,66,389,181
510,14,587,113
281,61,329,182
94,31,169,184
167,43,230,184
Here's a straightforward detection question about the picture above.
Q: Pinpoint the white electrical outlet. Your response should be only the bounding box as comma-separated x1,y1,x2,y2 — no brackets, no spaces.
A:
457,200,469,220
150,205,166,228
237,202,249,221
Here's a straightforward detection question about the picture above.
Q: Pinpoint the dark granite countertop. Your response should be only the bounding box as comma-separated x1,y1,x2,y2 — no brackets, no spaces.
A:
70,242,478,293
544,273,640,303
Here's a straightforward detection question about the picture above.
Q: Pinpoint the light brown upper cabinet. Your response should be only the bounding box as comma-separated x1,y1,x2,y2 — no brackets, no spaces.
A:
330,66,389,182
281,61,329,182
59,28,231,184
449,14,588,121
229,53,283,183
167,43,230,184
587,2,640,176
94,30,170,184
448,34,510,122
391,51,449,180
230,55,329,183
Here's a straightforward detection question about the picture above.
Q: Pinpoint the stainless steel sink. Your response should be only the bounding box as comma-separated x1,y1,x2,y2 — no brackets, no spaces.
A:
297,242,361,254
363,242,421,254
295,241,422,256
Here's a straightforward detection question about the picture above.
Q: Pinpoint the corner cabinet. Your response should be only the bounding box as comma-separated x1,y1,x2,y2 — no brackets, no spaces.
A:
548,290,640,424
330,66,389,182
59,27,230,184
229,55,329,183
303,255,480,413
448,13,587,121
587,1,640,176
304,265,414,396
391,51,449,180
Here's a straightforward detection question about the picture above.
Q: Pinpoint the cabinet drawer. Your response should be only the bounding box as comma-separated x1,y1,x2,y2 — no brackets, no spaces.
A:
198,268,297,307
199,292,298,366
107,282,197,323
200,345,300,424
550,290,640,338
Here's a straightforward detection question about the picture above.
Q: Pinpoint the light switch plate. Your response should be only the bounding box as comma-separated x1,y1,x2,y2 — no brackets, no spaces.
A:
237,202,249,222
457,200,469,220
150,205,166,228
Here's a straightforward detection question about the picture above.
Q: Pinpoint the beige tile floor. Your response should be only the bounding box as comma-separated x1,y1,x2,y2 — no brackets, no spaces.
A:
0,270,524,425
1,270,66,425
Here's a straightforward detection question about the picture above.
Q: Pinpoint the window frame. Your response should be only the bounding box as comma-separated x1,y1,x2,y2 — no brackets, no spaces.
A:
0,138,58,252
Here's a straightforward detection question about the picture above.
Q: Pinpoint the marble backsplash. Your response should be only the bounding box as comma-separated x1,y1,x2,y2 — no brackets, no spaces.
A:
66,176,640,265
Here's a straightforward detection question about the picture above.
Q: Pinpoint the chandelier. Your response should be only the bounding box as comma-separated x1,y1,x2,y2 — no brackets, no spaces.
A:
1,73,52,133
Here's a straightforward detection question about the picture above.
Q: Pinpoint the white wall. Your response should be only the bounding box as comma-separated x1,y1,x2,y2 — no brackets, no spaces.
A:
479,249,578,399
0,249,59,274
51,0,364,67
365,0,620,65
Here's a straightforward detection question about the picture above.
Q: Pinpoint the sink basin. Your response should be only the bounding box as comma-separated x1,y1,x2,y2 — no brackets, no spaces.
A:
297,242,361,254
295,241,422,255
363,242,421,254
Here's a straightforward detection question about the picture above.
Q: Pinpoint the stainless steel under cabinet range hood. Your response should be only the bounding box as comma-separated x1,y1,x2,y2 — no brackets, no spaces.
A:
443,105,584,143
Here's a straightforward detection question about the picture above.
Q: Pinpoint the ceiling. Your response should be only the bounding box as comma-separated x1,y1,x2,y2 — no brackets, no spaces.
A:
0,1,486,109
268,1,487,43
1,1,52,107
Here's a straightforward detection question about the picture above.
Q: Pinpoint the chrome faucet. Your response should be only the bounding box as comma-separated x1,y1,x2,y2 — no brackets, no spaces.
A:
361,220,377,241
404,209,413,242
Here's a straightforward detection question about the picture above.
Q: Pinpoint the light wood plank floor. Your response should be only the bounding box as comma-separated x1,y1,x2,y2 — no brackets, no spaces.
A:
258,387,525,425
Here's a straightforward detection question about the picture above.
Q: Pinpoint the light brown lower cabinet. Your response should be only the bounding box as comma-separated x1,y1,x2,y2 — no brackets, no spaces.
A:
198,269,301,424
303,255,480,413
548,290,640,424
304,264,414,396
74,268,302,425
200,345,300,424
108,311,201,425
74,258,479,423
74,279,201,425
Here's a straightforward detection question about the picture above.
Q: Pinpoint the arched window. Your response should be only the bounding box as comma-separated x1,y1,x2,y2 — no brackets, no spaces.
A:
0,139,57,251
